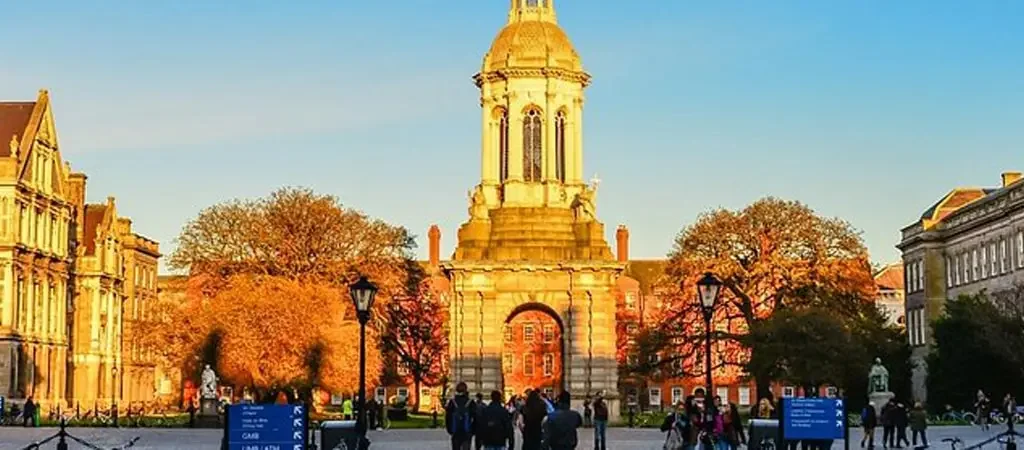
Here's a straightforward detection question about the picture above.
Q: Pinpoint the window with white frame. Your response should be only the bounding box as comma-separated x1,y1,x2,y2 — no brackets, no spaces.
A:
782,386,795,398
716,387,729,403
987,244,995,276
524,324,535,343
917,261,924,290
982,246,989,278
504,324,512,342
397,387,409,401
625,292,637,310
946,256,953,287
906,262,913,291
524,353,535,375
973,248,980,279
1018,231,1024,268
376,387,386,402
1001,239,1008,274
543,324,555,343
739,387,751,406
649,388,662,407
964,252,971,282
503,353,513,372
955,254,962,285
672,387,684,406
543,353,554,376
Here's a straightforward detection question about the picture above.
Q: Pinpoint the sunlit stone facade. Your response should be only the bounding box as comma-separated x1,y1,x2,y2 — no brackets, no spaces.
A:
0,90,161,408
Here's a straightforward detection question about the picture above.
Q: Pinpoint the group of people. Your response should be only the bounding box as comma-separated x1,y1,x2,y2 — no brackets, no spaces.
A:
660,392,747,450
444,382,586,450
859,400,928,449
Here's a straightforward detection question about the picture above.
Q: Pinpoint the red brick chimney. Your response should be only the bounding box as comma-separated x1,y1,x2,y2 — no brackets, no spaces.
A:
428,225,441,267
616,225,629,263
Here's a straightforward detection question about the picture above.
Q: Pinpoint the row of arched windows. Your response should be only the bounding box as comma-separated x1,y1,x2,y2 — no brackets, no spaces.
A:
495,107,568,183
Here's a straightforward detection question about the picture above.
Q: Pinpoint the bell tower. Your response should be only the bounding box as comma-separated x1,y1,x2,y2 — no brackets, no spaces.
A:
473,0,590,211
444,3,623,420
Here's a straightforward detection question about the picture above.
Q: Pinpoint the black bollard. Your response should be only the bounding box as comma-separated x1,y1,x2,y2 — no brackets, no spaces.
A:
433,409,438,428
628,406,635,428
56,418,69,450
113,402,119,428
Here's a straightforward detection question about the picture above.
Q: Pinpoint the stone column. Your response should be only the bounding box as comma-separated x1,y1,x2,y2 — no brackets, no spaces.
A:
508,93,525,181
480,96,496,184
543,91,557,182
571,97,584,184
479,292,502,394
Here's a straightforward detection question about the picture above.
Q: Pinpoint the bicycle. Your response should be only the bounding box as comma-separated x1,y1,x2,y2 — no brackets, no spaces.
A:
942,437,964,450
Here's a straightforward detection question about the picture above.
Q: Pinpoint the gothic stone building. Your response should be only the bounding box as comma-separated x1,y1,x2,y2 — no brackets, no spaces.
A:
897,171,1024,402
0,90,162,408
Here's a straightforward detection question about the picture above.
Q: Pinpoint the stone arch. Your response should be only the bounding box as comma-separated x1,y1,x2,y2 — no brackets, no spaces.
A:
501,302,566,397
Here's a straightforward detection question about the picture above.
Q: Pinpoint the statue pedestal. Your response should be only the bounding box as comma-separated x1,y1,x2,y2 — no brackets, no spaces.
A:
869,391,895,416
194,398,221,428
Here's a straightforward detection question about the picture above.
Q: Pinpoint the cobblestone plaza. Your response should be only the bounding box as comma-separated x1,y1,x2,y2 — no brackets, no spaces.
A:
0,426,1011,450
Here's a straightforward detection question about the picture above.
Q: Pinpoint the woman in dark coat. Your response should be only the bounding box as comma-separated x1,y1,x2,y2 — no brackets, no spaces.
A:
521,389,548,450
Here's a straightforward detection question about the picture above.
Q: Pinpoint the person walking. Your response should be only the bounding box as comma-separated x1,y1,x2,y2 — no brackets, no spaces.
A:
909,402,928,448
542,391,583,450
367,397,378,430
592,392,609,450
477,391,515,450
861,402,878,449
583,396,592,428
975,390,991,431
895,403,910,448
881,401,896,449
661,400,692,450
22,397,35,427
721,401,746,450
475,392,486,450
446,382,478,450
342,397,354,421
521,390,549,450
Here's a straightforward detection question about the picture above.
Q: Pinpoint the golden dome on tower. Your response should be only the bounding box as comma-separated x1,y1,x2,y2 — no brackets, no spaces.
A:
481,3,583,73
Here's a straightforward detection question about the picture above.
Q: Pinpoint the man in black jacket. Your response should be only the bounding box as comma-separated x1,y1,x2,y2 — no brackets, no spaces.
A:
477,391,515,450
543,391,583,450
446,382,477,450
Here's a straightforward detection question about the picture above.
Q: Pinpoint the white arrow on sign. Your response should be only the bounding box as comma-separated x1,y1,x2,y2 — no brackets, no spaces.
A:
836,420,844,428
294,431,303,440
294,418,303,427
836,410,843,417
835,400,844,408
294,445,304,450
294,406,304,415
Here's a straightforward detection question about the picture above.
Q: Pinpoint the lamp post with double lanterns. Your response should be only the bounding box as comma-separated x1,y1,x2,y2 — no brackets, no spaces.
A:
349,276,378,448
694,272,722,445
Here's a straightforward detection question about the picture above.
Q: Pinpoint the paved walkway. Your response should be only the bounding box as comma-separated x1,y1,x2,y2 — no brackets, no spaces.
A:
0,425,1011,450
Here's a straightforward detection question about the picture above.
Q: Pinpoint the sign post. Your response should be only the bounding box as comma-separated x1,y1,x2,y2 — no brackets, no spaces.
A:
782,397,846,441
224,404,307,450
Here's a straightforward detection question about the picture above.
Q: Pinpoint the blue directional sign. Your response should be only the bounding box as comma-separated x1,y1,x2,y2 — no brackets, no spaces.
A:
782,397,845,440
227,404,307,450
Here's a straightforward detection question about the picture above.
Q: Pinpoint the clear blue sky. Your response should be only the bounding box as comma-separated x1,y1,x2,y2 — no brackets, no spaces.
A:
2,1,1022,272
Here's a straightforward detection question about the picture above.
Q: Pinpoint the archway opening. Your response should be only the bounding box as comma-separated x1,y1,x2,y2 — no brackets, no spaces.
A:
502,304,564,399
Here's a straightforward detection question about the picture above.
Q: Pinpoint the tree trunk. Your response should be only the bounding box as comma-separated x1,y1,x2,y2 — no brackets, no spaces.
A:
414,377,422,414
755,371,772,402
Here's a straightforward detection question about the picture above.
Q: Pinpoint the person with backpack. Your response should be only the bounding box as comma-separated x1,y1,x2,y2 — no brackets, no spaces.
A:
592,392,610,450
446,382,478,450
522,390,548,450
475,392,486,450
661,400,692,450
477,391,515,450
543,391,583,450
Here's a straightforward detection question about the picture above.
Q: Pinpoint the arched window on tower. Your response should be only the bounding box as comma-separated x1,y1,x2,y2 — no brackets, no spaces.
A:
496,108,510,182
555,110,567,183
522,108,543,182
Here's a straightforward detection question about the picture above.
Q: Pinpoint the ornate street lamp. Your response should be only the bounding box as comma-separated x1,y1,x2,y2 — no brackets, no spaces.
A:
349,276,378,446
693,272,722,443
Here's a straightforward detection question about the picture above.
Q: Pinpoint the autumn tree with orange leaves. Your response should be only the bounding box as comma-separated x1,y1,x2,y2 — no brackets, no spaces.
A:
380,274,449,412
635,197,877,397
155,187,415,401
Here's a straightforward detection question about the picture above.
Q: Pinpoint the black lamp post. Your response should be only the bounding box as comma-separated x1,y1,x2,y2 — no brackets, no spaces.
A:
694,272,722,442
349,276,378,446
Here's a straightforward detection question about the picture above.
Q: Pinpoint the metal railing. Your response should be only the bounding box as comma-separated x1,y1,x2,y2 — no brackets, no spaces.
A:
17,418,140,450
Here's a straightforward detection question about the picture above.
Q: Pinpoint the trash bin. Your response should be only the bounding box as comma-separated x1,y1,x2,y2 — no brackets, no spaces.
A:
748,418,781,450
320,420,367,450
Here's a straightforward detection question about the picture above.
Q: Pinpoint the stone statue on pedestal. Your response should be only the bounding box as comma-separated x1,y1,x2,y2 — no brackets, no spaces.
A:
9,135,18,157
868,358,889,394
200,364,219,399
867,357,894,415
468,186,489,220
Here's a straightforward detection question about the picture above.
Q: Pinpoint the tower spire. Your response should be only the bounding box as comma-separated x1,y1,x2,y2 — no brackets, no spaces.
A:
508,0,557,24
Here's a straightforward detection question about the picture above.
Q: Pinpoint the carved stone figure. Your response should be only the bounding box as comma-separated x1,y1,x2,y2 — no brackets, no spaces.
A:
573,187,596,222
468,186,488,220
9,134,18,157
868,357,889,394
200,364,219,399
